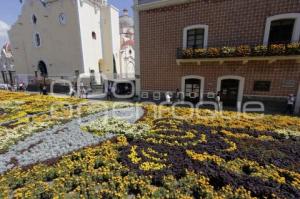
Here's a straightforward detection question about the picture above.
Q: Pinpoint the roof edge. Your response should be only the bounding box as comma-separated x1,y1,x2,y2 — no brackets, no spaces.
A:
135,0,194,11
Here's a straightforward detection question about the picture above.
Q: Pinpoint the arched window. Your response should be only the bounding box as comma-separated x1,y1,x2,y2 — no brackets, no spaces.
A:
32,15,37,24
34,33,41,47
38,60,48,77
92,32,97,40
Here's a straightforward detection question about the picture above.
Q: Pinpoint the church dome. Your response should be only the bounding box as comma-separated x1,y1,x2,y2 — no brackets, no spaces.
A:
120,9,134,28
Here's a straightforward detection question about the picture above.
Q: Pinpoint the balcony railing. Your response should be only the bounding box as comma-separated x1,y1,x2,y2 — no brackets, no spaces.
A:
176,43,300,65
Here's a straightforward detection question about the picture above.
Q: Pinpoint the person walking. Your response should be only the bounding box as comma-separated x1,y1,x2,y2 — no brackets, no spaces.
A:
216,91,222,111
286,94,295,114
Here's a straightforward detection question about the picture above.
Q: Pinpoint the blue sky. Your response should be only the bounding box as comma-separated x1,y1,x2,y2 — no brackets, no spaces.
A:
0,0,133,46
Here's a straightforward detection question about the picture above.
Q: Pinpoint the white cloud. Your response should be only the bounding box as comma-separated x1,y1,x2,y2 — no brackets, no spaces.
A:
0,20,10,46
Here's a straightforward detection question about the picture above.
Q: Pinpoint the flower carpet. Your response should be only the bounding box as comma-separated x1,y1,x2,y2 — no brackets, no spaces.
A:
0,92,300,198
0,91,132,154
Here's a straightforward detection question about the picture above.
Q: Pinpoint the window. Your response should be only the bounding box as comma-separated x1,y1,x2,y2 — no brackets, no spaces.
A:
183,25,208,49
264,13,300,45
253,81,271,92
34,33,41,47
268,19,295,44
59,13,67,25
187,29,205,48
92,32,97,40
32,15,37,24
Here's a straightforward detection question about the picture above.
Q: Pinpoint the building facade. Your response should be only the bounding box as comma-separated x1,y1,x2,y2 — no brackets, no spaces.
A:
119,9,135,80
134,0,300,113
0,43,15,84
9,0,120,85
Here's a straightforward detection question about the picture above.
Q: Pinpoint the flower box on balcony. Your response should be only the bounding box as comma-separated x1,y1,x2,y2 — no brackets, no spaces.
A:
176,43,300,65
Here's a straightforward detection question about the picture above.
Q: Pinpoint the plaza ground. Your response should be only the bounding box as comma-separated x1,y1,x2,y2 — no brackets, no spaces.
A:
0,91,299,198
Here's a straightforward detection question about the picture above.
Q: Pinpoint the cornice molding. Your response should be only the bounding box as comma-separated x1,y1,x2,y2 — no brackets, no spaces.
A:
135,0,195,11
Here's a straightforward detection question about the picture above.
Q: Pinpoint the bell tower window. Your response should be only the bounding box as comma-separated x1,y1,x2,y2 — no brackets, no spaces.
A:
33,33,41,47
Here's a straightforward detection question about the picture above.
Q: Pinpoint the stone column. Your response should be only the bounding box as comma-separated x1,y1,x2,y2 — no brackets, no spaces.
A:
133,0,141,97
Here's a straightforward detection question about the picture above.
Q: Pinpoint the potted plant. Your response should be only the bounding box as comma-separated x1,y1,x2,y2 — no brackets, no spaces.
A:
269,44,286,56
221,47,236,57
182,48,194,58
194,48,207,58
236,45,251,57
207,48,221,58
253,45,268,56
286,42,300,55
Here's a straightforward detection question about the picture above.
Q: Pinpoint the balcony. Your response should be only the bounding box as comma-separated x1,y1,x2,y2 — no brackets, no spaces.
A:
176,43,300,65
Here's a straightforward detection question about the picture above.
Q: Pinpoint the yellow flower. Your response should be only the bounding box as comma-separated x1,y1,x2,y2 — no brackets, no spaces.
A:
128,145,141,164
139,162,166,171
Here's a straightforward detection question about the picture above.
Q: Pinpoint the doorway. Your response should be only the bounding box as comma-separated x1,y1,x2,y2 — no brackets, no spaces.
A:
217,75,245,107
38,60,48,77
220,79,239,106
181,76,204,104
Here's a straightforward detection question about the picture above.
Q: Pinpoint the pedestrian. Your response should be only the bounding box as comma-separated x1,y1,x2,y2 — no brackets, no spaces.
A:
166,92,172,105
84,87,88,99
216,91,221,111
80,87,84,98
19,82,24,91
13,84,17,92
174,88,180,102
107,84,112,100
70,87,76,97
39,83,43,95
111,84,116,100
42,85,47,95
286,94,295,114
